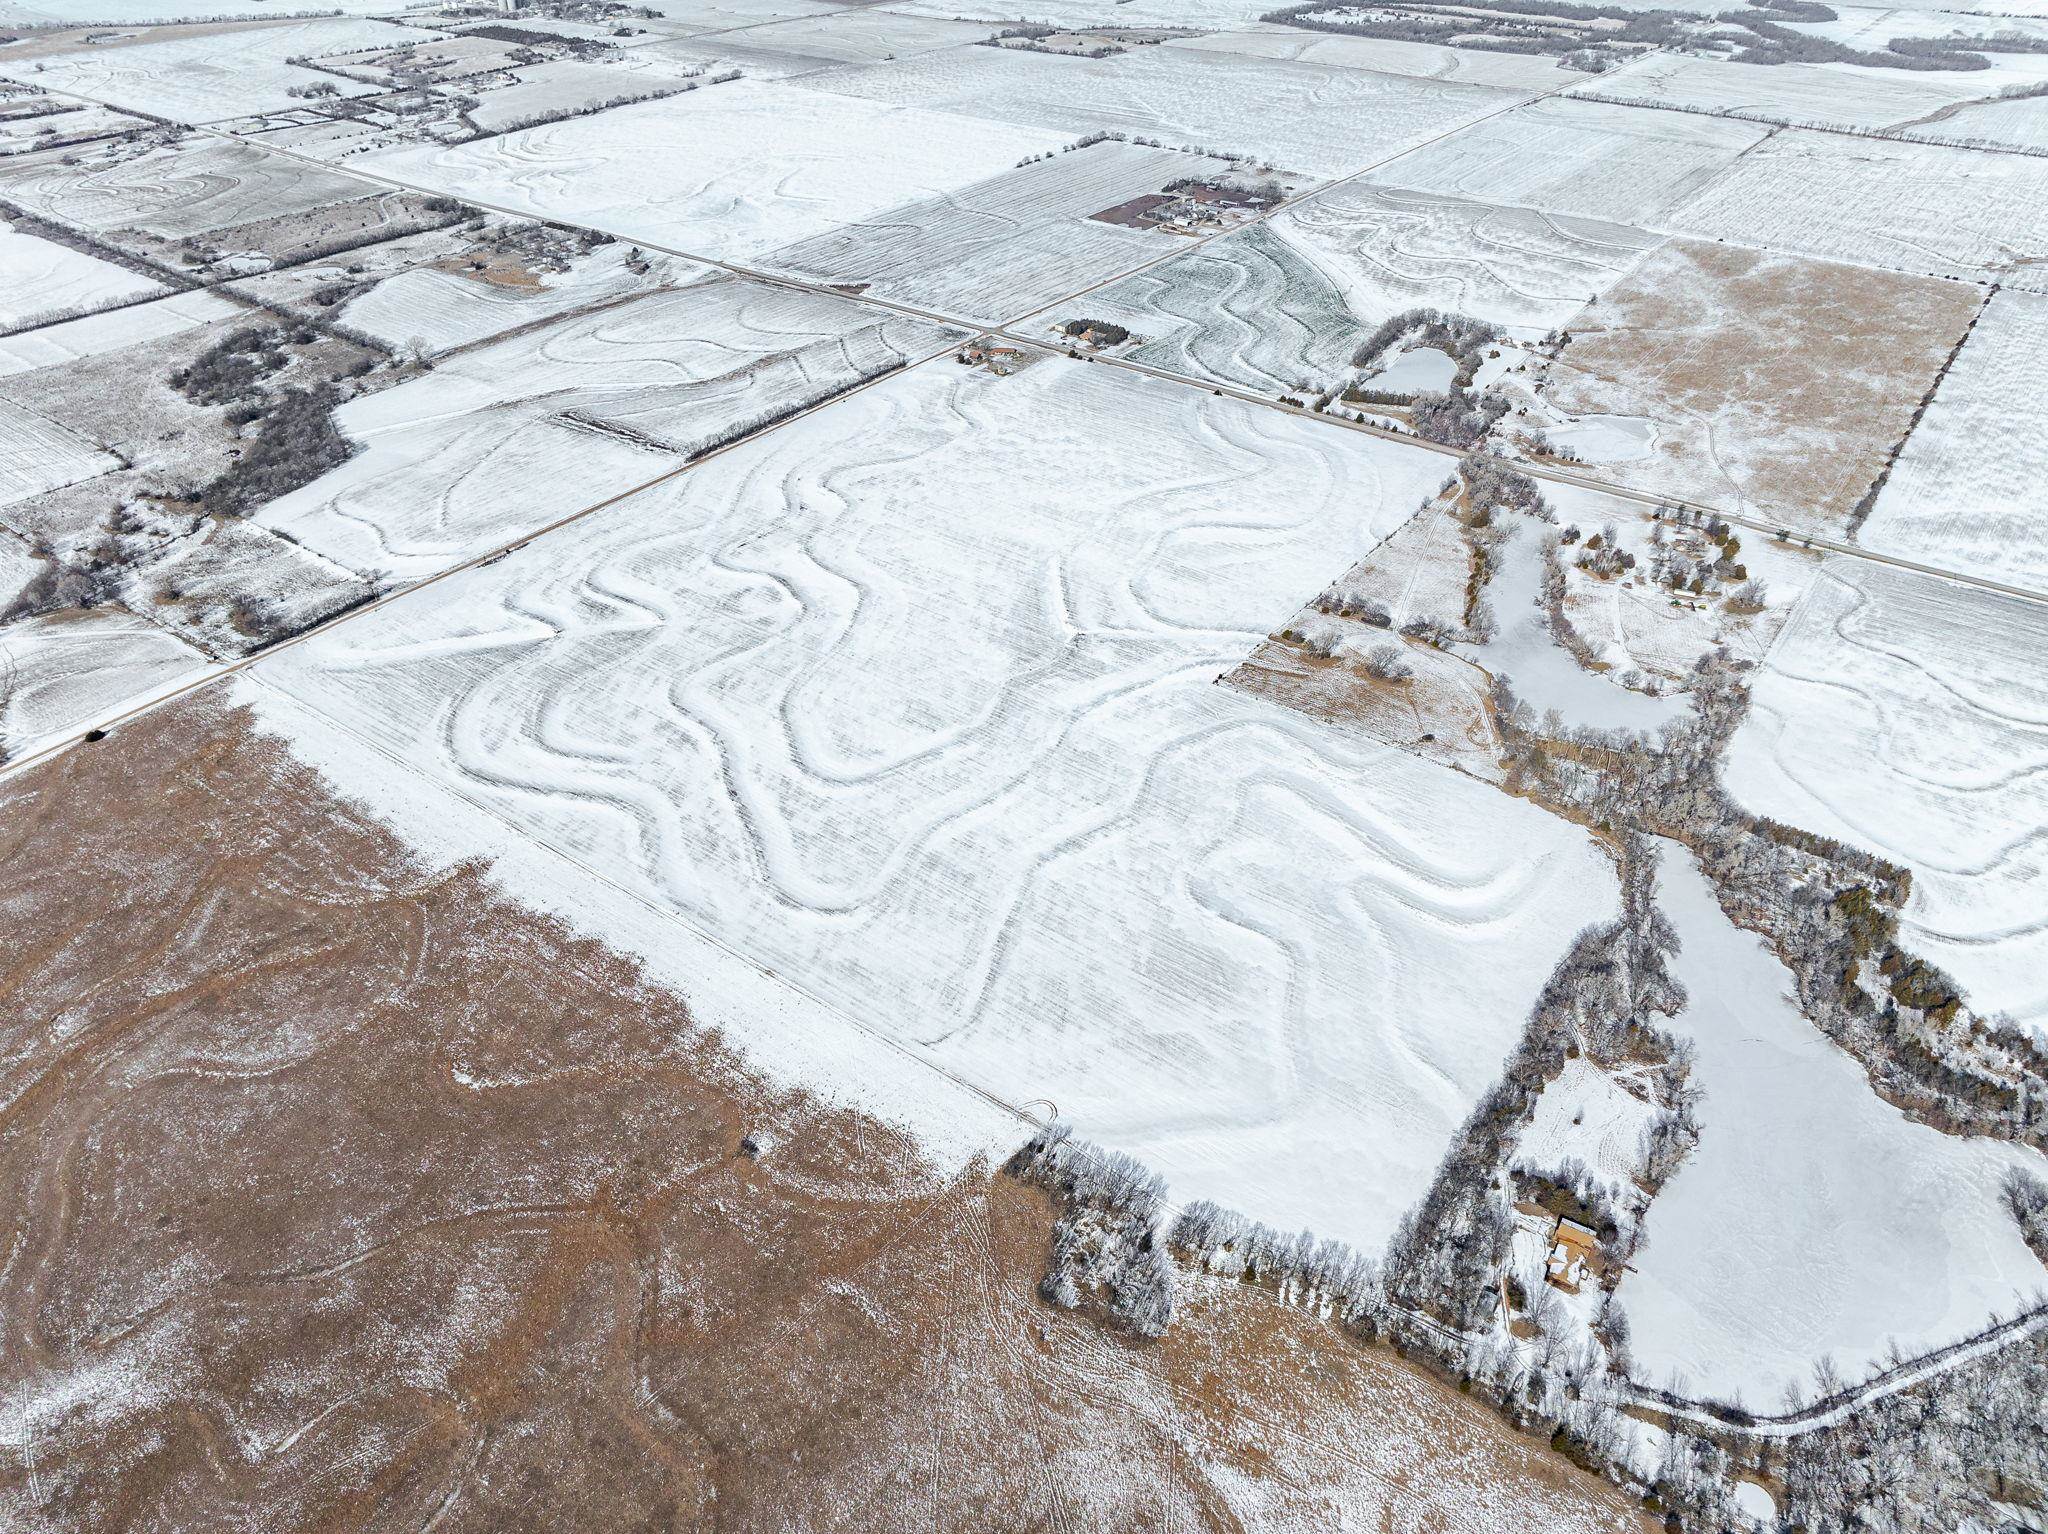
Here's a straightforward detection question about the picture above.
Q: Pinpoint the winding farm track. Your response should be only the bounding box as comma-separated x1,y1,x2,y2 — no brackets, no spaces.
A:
4,18,2044,1438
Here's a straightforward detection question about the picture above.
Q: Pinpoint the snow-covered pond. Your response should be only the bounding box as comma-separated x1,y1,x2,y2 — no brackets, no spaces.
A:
1366,344,1456,395
1469,516,1685,734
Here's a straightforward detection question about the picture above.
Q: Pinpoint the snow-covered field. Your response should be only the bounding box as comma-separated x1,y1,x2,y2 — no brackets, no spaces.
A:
0,215,161,329
697,8,988,64
1531,238,1978,531
1035,223,1360,393
362,78,1068,261
1275,183,1662,336
0,395,116,508
0,606,213,763
1666,128,2048,291
253,356,1614,1252
1369,96,1770,226
1569,52,2048,151
261,275,962,580
0,100,149,155
458,58,705,135
1032,182,1662,393
759,140,1226,325
1164,27,1585,91
0,17,416,122
1858,288,2048,591
338,241,698,357
0,287,236,376
1725,561,2048,1038
0,135,369,239
796,41,1525,178
1622,849,2047,1406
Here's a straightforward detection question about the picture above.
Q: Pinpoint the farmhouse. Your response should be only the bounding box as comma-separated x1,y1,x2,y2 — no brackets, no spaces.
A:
1546,1218,1599,1294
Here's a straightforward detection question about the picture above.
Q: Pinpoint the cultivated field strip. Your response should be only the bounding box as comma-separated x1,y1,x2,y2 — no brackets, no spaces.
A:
1859,287,2048,590
1276,182,1662,333
259,276,965,580
0,134,370,238
793,34,1525,179
364,77,1072,262
1665,128,2048,291
758,140,1227,326
1038,222,1361,393
1364,94,1771,227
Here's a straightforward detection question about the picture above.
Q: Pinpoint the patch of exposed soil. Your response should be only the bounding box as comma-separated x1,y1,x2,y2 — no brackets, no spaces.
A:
0,695,1653,1531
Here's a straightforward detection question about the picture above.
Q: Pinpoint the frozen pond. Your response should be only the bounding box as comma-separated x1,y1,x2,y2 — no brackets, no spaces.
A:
1470,516,1685,734
1365,344,1456,395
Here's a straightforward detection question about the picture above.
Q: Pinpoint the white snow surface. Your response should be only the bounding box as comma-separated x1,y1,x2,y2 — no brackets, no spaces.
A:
1859,288,2048,591
229,675,1025,1177
1370,95,1770,226
252,356,1617,1250
1275,182,1664,336
1620,849,2046,1406
795,40,1525,179
1724,560,2048,1038
0,17,414,121
337,241,699,358
0,288,237,376
0,608,214,763
1513,1058,1660,1200
0,215,161,328
362,78,1070,262
0,394,115,507
1666,128,2048,290
259,274,961,581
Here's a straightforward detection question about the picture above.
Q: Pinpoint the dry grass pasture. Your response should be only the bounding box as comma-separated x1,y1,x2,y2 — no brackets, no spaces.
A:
1534,239,1980,534
0,696,1652,1533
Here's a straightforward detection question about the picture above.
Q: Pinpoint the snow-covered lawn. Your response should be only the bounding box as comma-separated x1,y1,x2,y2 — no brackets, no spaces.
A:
253,355,1615,1254
362,78,1068,262
0,216,161,329
1666,128,2048,291
1858,288,2048,591
1513,1057,1661,1202
1620,848,2046,1406
1725,560,2048,1039
260,275,962,581
1368,96,1770,227
797,40,1525,179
